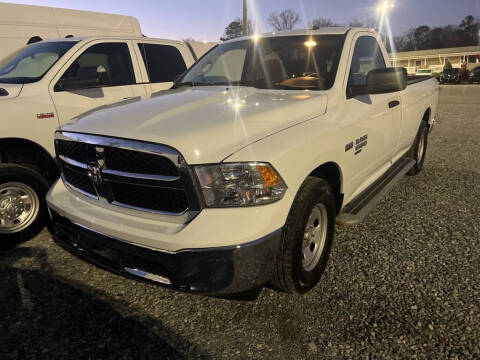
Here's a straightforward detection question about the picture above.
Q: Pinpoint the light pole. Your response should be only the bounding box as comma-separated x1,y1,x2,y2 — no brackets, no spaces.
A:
376,1,394,45
243,0,248,36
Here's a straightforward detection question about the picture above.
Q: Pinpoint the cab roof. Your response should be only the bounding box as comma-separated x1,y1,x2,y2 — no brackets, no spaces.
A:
225,27,377,43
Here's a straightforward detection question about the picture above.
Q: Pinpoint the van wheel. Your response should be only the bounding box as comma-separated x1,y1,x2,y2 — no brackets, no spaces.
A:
407,121,428,176
272,177,335,294
0,164,49,246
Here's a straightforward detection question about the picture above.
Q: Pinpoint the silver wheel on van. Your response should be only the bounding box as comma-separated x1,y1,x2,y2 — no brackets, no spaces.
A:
0,182,40,234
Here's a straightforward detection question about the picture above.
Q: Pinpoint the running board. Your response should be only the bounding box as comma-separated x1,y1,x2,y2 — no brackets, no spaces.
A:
336,158,415,226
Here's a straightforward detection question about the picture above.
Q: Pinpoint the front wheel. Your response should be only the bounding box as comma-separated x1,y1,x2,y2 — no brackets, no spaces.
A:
0,164,49,246
407,121,428,176
272,177,336,294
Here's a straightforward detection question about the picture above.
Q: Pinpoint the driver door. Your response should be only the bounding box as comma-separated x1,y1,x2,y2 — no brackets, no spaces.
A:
49,40,147,124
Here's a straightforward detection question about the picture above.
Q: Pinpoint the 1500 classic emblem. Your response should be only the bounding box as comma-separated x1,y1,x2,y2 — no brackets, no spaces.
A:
345,134,368,155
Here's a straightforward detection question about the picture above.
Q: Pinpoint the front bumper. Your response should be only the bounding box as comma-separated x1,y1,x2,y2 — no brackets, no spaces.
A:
48,210,282,295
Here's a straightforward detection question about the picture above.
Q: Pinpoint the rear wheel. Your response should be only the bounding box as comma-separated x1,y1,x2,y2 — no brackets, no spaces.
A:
272,177,335,294
407,121,428,176
0,164,49,246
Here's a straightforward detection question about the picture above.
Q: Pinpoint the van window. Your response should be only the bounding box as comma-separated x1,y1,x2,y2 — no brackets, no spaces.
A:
138,43,187,83
0,41,76,84
60,42,135,87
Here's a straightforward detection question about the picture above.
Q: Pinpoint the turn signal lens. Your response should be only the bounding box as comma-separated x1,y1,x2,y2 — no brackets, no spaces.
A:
256,165,281,187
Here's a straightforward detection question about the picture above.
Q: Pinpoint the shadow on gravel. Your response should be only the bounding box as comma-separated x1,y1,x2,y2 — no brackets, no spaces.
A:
0,247,209,360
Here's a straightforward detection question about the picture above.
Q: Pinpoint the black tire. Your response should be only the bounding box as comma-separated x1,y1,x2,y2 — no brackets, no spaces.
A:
0,164,49,247
407,121,428,176
272,177,336,294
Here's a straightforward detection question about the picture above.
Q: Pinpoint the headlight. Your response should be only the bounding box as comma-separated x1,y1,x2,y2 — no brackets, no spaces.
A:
194,162,287,207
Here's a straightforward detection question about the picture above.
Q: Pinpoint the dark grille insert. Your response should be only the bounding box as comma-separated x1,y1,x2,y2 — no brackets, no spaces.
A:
104,147,179,176
57,140,88,164
111,182,188,213
62,166,96,196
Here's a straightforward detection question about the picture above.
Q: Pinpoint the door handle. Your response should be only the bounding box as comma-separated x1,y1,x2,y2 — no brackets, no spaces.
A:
389,100,400,108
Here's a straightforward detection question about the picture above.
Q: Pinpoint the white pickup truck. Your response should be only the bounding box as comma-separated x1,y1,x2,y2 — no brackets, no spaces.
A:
0,36,215,241
46,28,438,296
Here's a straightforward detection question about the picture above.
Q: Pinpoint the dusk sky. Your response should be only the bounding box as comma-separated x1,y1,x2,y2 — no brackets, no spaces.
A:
5,0,480,41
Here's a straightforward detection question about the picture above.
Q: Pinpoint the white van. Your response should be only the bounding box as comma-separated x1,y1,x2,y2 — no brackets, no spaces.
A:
0,2,142,57
0,35,216,243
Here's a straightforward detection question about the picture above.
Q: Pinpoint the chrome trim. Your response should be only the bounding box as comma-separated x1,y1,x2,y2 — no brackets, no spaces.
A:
59,155,87,169
55,131,183,168
124,267,172,285
54,131,202,224
111,200,192,217
103,168,180,182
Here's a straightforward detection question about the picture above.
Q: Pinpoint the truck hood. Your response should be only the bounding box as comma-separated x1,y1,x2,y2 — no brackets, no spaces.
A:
62,87,328,163
0,83,23,99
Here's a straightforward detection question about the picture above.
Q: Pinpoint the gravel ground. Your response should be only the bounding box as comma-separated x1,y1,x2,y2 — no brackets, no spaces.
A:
1,85,480,359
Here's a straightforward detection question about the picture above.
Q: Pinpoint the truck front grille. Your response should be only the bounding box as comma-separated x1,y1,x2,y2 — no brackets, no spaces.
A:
62,166,96,196
55,132,201,222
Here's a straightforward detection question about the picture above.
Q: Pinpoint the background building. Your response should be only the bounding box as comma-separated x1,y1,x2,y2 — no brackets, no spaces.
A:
390,46,480,74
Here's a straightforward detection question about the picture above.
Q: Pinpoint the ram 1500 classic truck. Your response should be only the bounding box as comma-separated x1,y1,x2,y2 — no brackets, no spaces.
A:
0,36,215,242
46,28,438,296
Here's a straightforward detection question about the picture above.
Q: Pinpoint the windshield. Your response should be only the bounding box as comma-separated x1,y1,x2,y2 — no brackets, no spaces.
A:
0,41,77,84
180,35,345,90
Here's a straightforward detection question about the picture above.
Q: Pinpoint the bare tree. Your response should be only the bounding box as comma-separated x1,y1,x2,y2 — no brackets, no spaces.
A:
310,18,340,30
268,9,300,32
348,19,364,27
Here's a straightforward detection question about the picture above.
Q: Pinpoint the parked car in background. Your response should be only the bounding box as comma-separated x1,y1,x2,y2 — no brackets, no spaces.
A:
468,67,480,84
47,28,438,296
415,69,433,76
0,3,142,57
440,68,460,84
0,36,215,242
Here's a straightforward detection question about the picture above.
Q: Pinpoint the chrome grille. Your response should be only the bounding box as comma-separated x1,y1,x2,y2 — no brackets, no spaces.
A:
55,132,201,223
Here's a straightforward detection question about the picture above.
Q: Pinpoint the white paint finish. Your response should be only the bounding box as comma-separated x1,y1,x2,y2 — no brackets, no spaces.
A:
48,39,148,124
61,86,328,164
1,36,210,158
47,28,439,249
0,3,141,57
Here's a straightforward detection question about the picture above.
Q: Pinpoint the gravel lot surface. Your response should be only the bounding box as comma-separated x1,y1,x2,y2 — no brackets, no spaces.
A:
1,85,480,359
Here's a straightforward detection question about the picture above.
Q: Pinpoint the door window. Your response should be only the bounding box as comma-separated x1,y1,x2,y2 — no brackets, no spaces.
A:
348,36,386,93
58,42,135,89
138,43,187,83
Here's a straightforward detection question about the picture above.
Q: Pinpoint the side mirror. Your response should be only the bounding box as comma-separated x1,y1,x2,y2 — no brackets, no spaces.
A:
366,67,407,94
56,65,111,91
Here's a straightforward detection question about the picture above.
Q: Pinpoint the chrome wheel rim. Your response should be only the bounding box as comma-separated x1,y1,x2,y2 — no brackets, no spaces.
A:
302,203,328,272
0,182,39,234
417,133,425,164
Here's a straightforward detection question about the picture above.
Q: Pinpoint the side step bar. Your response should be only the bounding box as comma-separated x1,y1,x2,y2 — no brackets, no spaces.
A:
336,158,415,226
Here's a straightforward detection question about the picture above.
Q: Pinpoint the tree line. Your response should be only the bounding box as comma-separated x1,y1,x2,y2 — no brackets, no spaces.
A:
394,16,479,51
215,8,479,52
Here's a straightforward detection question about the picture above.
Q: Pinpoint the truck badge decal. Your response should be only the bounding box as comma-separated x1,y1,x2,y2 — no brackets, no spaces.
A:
37,112,55,119
354,134,368,155
345,141,353,152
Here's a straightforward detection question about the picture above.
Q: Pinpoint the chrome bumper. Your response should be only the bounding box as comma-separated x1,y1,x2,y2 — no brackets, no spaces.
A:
48,209,282,295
